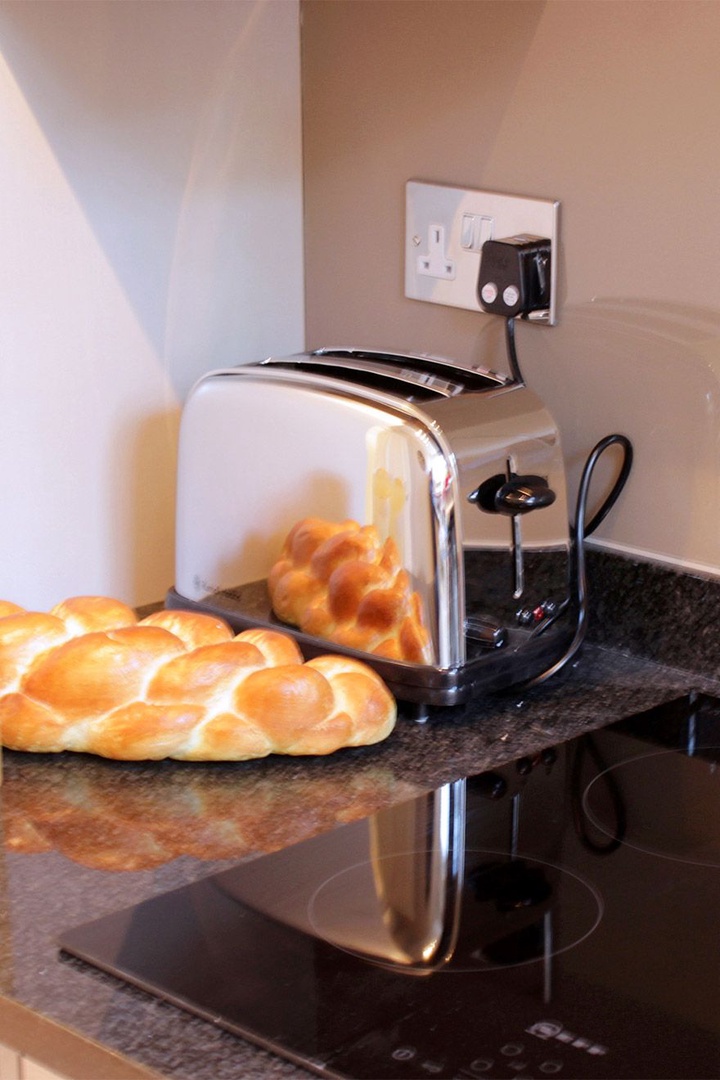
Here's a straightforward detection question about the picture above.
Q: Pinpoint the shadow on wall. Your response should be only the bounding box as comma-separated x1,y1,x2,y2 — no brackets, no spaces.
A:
0,0,304,396
0,0,304,607
511,298,720,577
125,410,181,606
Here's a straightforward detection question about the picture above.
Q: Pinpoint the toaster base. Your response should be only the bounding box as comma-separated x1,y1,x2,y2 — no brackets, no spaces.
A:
166,586,576,708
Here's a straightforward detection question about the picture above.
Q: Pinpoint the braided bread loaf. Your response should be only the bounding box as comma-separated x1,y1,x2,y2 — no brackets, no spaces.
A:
0,597,396,761
268,518,433,664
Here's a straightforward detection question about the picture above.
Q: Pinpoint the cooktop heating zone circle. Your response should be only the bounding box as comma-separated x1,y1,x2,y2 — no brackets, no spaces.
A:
307,847,603,974
582,747,720,868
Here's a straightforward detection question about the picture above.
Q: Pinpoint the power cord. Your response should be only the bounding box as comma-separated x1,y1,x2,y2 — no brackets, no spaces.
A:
528,432,633,685
497,314,633,686
505,316,524,385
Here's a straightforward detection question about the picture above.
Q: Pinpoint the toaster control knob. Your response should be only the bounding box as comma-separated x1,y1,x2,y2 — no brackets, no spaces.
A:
517,600,559,627
465,616,508,649
467,474,506,513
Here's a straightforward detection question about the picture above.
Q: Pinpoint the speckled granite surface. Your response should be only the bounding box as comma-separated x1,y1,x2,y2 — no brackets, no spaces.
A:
586,549,720,675
1,636,719,1080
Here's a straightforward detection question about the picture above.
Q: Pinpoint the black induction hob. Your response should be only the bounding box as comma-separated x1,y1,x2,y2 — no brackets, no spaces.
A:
60,693,720,1080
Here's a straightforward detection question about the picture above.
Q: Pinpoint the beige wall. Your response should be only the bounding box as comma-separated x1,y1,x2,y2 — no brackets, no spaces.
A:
302,0,720,576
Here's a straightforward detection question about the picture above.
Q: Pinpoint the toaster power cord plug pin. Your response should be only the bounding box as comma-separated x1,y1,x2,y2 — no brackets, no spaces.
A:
527,432,633,687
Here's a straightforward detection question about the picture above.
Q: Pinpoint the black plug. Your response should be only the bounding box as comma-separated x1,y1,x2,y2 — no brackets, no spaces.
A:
478,235,551,318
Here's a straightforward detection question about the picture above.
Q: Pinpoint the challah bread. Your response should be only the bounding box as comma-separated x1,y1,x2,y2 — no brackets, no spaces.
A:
0,600,25,618
0,596,396,761
268,517,433,664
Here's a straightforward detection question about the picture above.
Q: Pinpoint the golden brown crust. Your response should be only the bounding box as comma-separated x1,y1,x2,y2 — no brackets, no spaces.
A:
268,517,433,664
23,627,186,721
0,613,69,689
0,596,396,760
236,627,305,666
139,608,234,649
50,595,138,635
0,600,25,619
0,693,69,753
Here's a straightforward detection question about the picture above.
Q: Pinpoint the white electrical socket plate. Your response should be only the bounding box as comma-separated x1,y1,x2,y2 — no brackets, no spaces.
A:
405,180,560,324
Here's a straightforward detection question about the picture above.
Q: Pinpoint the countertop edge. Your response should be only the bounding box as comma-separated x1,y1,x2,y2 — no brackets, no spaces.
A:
0,995,162,1080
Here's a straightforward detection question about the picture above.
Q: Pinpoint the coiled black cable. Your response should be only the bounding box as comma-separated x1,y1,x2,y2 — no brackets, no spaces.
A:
528,432,633,685
499,315,633,686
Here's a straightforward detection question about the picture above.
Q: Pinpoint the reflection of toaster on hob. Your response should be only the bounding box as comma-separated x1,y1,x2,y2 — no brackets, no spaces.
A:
214,746,598,978
465,856,554,966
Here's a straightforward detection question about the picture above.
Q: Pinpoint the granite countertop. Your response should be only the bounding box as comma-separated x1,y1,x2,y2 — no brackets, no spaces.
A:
1,641,718,1080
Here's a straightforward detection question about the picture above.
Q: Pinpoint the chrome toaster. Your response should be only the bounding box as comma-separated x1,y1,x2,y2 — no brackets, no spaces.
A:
168,348,575,706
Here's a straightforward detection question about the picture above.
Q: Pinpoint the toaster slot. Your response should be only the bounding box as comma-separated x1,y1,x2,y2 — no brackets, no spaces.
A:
260,349,506,400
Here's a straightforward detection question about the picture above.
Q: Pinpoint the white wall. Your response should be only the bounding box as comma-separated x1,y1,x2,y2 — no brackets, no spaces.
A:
0,0,304,610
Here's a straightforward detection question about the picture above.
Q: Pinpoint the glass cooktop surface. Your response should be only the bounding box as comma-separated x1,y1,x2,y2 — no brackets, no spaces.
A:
60,693,720,1080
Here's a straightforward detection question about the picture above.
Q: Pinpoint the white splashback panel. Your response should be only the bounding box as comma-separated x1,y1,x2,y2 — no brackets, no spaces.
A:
516,300,720,577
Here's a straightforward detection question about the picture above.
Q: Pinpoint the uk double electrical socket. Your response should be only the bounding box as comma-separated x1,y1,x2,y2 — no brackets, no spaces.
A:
405,180,560,324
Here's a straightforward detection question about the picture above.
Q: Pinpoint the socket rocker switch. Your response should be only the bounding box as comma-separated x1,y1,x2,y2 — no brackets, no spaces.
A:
461,213,493,253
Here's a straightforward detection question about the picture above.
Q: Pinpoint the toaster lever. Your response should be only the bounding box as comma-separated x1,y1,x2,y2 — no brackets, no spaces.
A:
467,474,555,515
468,472,556,602
493,475,556,515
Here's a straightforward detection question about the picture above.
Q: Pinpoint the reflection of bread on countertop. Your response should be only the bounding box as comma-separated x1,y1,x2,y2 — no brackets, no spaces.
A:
268,518,432,665
2,757,407,872
0,596,396,761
